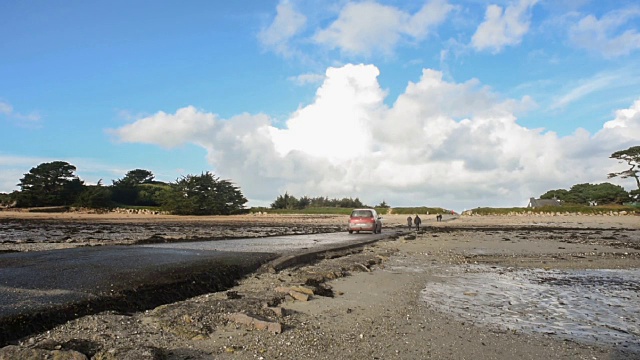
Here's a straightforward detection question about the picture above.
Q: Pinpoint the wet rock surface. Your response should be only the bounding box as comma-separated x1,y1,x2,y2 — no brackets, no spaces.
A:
0,216,345,253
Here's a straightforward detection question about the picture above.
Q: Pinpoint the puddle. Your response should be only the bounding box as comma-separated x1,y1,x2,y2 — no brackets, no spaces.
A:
421,265,640,351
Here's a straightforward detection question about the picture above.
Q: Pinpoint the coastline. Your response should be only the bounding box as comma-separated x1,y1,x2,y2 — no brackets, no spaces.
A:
0,213,638,359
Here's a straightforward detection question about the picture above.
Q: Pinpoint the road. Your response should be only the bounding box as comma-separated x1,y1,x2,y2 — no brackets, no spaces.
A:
0,230,388,345
142,231,388,252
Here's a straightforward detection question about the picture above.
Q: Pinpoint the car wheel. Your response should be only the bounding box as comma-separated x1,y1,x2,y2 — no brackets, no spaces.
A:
348,230,353,234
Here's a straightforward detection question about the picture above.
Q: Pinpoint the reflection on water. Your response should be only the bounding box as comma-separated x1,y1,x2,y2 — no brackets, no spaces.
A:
421,265,640,351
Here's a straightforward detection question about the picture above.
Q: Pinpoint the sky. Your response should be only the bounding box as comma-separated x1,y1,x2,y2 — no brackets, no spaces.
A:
1,0,640,211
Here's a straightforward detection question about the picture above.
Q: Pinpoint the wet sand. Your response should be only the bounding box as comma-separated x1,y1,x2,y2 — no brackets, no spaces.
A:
0,212,638,359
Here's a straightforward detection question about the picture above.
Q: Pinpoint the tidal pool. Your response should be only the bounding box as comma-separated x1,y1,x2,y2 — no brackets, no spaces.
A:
420,265,640,352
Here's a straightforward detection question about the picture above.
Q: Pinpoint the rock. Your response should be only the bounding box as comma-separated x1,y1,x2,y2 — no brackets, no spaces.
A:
289,285,315,296
324,271,345,280
226,313,283,334
304,275,325,286
351,263,371,272
275,286,311,301
288,290,310,301
0,345,87,360
263,305,286,317
404,235,416,240
376,254,389,262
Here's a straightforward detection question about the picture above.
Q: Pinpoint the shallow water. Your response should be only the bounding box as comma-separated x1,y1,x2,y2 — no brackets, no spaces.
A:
420,264,640,352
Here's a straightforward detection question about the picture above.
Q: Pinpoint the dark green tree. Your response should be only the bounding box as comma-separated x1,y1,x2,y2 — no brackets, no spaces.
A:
160,172,247,215
567,183,629,205
270,192,299,209
608,145,640,196
113,169,155,187
0,192,13,207
540,189,570,201
297,196,311,209
135,183,168,206
271,194,369,209
111,169,156,205
541,183,630,205
15,161,84,207
75,184,114,209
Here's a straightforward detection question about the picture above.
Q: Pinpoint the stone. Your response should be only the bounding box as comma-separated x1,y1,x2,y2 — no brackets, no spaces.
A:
288,290,310,301
275,286,311,301
264,305,286,317
226,313,283,334
351,263,371,272
290,286,315,296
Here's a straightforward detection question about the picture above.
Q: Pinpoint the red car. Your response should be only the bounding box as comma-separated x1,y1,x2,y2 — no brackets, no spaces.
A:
348,208,382,234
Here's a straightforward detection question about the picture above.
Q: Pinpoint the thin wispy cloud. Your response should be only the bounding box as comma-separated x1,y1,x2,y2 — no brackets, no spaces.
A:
569,7,640,58
288,73,325,86
550,67,640,111
0,100,42,128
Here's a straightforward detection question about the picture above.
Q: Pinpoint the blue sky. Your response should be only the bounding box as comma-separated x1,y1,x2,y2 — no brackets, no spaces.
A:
1,0,639,211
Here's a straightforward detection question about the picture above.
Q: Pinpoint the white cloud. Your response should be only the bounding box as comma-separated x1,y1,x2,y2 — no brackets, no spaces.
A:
600,99,640,140
471,0,538,53
569,7,640,58
314,0,453,57
111,64,640,210
288,72,325,86
0,100,42,128
258,0,307,57
272,64,384,162
108,106,218,148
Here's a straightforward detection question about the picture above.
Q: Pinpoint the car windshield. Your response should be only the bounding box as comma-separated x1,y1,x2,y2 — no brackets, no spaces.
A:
351,210,373,218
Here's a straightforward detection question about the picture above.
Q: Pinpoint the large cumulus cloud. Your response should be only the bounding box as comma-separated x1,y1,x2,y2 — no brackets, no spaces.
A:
110,64,640,210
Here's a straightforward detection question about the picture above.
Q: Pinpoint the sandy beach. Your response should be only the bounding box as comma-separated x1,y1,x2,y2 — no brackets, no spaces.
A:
0,212,638,359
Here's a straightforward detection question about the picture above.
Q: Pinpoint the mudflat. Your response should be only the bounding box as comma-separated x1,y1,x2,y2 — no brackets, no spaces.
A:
0,211,638,359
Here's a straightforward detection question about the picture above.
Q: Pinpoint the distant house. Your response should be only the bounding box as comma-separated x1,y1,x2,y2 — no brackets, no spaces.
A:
527,197,562,208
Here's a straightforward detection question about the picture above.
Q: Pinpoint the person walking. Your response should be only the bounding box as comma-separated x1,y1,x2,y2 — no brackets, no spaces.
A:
413,215,422,230
406,216,412,229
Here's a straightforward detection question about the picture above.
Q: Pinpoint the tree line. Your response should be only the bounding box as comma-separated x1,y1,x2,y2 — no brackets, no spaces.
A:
0,146,637,213
0,161,247,215
270,193,390,210
270,193,365,210
540,145,639,206
540,182,631,205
